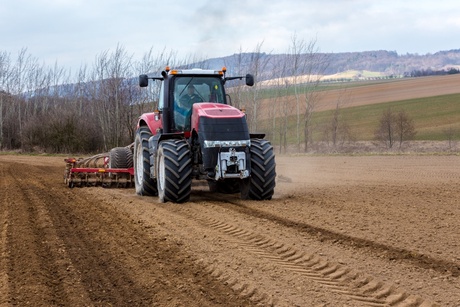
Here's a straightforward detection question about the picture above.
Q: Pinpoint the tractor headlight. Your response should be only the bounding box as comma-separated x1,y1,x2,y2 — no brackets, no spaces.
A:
203,140,251,148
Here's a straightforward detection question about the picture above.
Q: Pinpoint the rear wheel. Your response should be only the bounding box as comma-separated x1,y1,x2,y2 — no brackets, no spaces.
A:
157,139,192,203
241,139,276,200
134,126,158,196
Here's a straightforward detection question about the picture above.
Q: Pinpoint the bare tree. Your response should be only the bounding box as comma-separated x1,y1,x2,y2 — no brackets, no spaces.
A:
135,47,178,109
89,49,110,150
0,51,10,149
88,46,135,150
225,46,245,110
395,110,416,148
300,38,328,152
226,43,271,132
442,126,457,150
247,41,271,132
11,49,33,146
320,89,353,151
107,44,133,147
281,35,329,152
0,48,45,150
73,64,89,117
278,83,291,153
375,108,396,148
285,34,308,150
265,57,285,148
375,108,416,149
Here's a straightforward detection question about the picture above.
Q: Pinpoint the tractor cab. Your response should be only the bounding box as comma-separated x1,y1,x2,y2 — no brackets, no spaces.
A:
140,67,254,134
169,75,226,131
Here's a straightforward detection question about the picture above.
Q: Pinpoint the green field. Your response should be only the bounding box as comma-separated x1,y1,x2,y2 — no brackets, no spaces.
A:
262,93,460,143
256,78,399,100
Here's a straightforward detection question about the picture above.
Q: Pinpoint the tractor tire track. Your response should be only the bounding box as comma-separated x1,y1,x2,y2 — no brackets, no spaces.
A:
1,162,91,306
201,193,460,278
0,160,255,306
176,205,437,307
1,154,458,306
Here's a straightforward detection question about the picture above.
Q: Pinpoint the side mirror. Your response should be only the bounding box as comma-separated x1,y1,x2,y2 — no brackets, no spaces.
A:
139,74,149,87
245,74,254,87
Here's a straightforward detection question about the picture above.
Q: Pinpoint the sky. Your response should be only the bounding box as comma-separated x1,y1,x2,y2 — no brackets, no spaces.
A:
1,0,459,73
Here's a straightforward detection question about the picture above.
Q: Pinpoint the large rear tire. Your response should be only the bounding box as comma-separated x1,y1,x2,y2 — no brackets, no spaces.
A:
157,139,192,203
134,126,158,196
241,139,276,200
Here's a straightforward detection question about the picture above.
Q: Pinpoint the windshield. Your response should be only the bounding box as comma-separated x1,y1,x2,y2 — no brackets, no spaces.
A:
173,76,225,130
174,76,225,104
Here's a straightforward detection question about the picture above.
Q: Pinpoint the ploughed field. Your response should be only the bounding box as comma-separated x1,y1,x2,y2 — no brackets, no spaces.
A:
258,74,460,117
1,154,459,306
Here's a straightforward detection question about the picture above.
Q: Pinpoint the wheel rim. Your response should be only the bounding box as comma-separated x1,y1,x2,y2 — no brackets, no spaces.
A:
158,153,165,191
135,141,143,184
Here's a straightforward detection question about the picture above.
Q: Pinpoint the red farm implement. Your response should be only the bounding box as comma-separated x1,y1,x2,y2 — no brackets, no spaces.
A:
64,146,134,188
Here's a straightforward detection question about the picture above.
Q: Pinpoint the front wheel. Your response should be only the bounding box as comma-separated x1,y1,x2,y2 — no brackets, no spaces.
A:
157,139,192,203
134,126,158,196
241,139,276,200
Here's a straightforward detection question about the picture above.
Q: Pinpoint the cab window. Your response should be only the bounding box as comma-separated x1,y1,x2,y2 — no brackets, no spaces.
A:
173,76,225,130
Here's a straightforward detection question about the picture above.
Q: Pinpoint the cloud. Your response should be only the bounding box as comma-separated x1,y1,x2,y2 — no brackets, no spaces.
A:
1,0,459,73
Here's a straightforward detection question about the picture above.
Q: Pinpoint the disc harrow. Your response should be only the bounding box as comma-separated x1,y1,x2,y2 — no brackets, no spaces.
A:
64,149,134,188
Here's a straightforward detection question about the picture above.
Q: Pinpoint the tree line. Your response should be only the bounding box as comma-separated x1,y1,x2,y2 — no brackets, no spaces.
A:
1,40,420,155
0,46,189,153
407,67,460,77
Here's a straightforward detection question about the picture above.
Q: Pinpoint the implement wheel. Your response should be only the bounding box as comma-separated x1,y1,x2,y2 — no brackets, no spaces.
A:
109,147,133,168
134,126,158,196
157,139,192,203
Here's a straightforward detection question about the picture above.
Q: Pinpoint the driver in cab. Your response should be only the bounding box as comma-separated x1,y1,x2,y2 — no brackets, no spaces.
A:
175,85,203,130
179,85,202,108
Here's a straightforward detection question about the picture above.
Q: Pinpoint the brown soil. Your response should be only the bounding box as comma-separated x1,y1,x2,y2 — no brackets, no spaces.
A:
1,154,459,306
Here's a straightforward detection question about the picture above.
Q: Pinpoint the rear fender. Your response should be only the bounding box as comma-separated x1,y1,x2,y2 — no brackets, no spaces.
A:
137,112,162,136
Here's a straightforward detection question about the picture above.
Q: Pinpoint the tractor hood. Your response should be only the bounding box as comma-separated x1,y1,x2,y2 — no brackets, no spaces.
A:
191,102,250,171
191,102,249,141
191,103,245,128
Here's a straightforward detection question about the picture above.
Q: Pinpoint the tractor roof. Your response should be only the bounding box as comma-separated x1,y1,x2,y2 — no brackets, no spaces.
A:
166,67,226,77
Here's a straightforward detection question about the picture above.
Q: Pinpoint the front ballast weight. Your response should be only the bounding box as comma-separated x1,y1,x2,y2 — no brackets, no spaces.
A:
214,147,249,180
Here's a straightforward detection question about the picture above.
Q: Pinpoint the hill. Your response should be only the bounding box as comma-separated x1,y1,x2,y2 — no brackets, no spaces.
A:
255,74,460,148
202,49,460,79
256,74,460,117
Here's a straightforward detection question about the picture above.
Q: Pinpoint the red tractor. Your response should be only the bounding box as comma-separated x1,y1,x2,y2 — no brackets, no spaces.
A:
134,66,276,203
